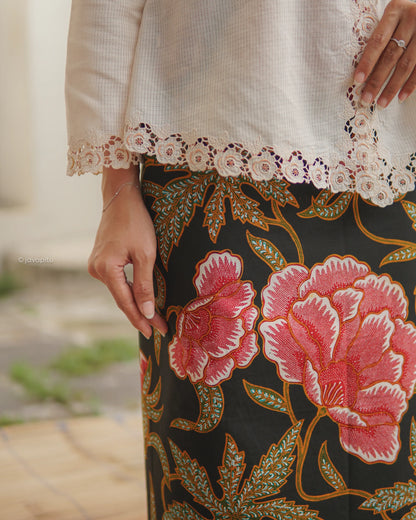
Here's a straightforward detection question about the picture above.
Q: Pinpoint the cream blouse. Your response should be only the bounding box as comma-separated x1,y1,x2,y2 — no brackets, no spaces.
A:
65,0,416,207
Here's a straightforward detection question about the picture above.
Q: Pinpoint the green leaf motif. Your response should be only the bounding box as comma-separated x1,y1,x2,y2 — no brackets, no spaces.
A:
245,176,299,208
318,441,347,491
203,181,226,242
166,422,322,520
380,245,416,266
162,501,205,520
298,191,352,220
144,171,298,264
147,433,171,490
227,181,270,227
142,358,163,439
254,499,321,520
246,231,287,272
169,440,222,515
243,380,288,414
170,383,224,433
360,480,416,513
239,421,303,505
143,174,213,268
402,505,416,520
297,190,332,218
402,200,416,231
409,417,416,474
217,434,246,505
154,330,162,365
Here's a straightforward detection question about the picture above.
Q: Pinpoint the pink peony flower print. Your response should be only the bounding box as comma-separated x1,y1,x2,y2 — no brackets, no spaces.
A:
169,251,259,386
260,255,416,463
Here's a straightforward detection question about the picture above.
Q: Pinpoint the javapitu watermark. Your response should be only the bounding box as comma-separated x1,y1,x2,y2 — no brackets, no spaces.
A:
17,256,54,265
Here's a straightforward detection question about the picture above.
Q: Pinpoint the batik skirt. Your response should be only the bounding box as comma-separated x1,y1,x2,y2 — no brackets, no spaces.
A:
139,156,416,520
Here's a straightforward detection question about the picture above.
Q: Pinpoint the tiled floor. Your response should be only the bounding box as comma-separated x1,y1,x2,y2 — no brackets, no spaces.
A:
0,413,148,519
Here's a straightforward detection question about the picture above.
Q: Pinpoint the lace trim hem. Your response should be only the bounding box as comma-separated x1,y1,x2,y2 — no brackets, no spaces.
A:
67,125,416,207
66,0,416,207
67,135,142,176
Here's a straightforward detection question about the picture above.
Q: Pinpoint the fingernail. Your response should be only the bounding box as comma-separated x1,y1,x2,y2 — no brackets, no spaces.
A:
156,327,167,337
377,97,387,109
360,92,373,107
355,71,365,84
141,301,155,320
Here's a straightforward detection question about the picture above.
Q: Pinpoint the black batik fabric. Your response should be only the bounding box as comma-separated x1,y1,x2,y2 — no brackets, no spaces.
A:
139,156,416,520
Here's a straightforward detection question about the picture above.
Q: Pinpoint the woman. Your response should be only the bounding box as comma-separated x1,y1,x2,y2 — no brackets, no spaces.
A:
66,1,416,518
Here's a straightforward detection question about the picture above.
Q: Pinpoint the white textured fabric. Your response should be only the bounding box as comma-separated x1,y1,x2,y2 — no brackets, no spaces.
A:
66,0,416,206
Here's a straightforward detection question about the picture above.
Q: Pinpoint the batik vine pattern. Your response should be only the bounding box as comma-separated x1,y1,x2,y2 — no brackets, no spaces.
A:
141,161,416,519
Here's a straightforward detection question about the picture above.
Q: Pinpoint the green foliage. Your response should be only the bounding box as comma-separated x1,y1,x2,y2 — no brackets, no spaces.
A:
147,433,171,490
246,231,287,271
10,362,73,404
143,171,298,267
165,421,321,519
50,338,138,376
0,415,25,427
297,190,352,220
318,441,347,491
0,271,22,298
409,417,416,473
380,245,416,266
403,506,416,520
170,383,224,433
243,380,288,414
360,480,416,513
402,200,416,231
143,174,213,267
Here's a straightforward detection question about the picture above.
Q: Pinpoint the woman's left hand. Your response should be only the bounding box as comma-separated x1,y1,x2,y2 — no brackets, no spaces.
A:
355,0,416,108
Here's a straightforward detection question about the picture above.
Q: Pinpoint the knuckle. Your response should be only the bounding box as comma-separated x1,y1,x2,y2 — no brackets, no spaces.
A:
134,281,154,296
136,246,156,264
387,0,405,12
383,45,397,62
371,31,388,47
397,56,413,74
87,262,97,278
93,257,110,277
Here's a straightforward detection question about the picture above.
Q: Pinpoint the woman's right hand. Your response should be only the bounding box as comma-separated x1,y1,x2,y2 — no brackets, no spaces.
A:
88,165,168,339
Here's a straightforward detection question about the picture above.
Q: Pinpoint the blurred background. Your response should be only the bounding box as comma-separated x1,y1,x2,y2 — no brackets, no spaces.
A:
0,1,146,517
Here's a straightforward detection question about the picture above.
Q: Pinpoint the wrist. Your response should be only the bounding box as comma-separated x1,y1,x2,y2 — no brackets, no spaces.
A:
101,164,140,200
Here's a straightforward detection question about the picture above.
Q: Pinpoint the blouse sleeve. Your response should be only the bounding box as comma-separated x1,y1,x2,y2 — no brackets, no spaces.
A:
65,0,145,176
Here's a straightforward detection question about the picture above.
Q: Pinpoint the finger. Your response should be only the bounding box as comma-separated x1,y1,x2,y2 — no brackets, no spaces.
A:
398,64,416,101
361,36,411,106
354,5,400,84
378,40,416,107
99,260,153,338
131,253,156,321
127,278,168,336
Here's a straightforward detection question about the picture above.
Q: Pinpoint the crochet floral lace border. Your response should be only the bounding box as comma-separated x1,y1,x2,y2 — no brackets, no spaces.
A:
67,0,416,208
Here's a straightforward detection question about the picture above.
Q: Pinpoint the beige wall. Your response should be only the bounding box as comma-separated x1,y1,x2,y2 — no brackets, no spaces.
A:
0,0,102,264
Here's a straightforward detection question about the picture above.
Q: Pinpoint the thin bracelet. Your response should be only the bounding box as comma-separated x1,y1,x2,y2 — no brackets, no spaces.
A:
102,182,140,212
